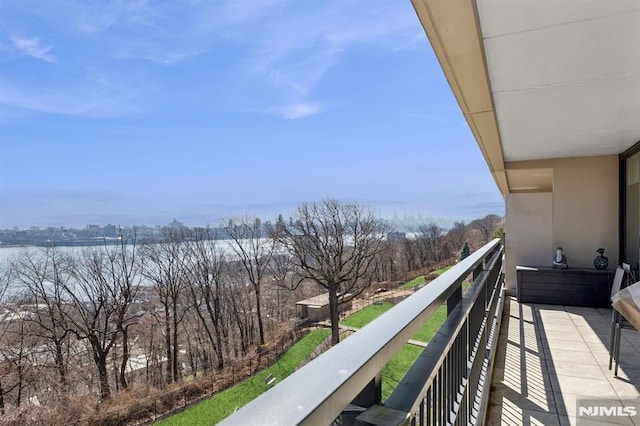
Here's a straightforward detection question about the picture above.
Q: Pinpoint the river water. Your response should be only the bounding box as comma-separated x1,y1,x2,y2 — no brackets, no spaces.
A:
0,239,277,296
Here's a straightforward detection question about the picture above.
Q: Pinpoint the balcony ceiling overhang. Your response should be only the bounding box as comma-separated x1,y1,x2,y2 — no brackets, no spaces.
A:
412,0,640,195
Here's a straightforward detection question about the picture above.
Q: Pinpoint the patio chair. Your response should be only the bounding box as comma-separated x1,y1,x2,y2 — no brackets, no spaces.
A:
611,280,640,377
610,268,638,376
609,266,626,372
623,262,636,282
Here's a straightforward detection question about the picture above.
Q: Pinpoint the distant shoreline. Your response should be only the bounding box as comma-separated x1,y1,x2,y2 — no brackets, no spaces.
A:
0,239,124,249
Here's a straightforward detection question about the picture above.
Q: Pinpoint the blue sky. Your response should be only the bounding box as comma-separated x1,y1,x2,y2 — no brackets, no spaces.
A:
0,0,503,229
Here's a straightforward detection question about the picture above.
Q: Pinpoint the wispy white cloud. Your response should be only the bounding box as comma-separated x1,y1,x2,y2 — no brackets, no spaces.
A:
141,48,209,66
392,31,433,52
269,71,307,96
270,101,324,120
401,112,446,123
54,1,415,112
0,0,419,120
0,76,142,118
10,36,56,62
232,2,417,118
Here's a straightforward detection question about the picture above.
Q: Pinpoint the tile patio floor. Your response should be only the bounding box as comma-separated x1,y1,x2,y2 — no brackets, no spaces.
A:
487,297,640,425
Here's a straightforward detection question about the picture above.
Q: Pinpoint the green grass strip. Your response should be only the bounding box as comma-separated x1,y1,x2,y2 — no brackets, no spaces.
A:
411,305,447,343
341,301,393,329
381,305,447,400
400,275,425,289
159,328,330,425
432,265,453,276
381,345,423,401
400,265,454,290
341,301,448,400
341,301,447,344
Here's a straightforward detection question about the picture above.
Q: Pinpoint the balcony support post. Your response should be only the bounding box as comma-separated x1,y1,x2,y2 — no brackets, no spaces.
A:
352,372,382,407
447,283,462,316
341,373,383,426
354,404,410,426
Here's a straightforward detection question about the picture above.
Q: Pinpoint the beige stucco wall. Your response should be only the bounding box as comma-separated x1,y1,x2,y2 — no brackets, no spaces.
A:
505,193,553,292
552,156,619,269
504,155,619,290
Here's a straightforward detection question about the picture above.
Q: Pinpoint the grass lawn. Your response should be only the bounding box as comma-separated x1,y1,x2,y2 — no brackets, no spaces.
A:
400,275,425,289
399,265,454,290
381,345,423,402
432,265,453,276
411,305,447,343
341,300,448,400
341,301,447,343
159,328,330,425
341,301,393,328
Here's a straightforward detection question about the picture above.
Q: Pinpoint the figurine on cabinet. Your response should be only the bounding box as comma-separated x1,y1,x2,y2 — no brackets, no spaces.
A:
553,247,568,269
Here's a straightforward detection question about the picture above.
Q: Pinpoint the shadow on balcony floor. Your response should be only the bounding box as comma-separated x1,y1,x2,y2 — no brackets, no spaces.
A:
487,297,640,426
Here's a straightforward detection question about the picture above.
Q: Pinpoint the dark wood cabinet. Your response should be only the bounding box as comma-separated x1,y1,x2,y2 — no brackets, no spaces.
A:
516,266,614,307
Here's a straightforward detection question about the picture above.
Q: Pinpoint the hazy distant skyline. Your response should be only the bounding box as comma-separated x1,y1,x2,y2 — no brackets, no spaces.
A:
0,1,503,229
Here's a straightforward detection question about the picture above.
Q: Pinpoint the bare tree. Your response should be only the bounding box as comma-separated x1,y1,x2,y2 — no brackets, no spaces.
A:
63,250,117,400
278,199,390,345
444,221,468,255
370,239,402,283
266,252,296,322
181,310,207,377
63,233,140,400
138,314,164,387
140,229,187,384
417,222,448,267
112,233,142,391
12,247,72,394
0,261,13,415
225,264,255,356
224,216,276,346
184,228,227,370
402,238,420,273
1,311,39,410
469,214,503,243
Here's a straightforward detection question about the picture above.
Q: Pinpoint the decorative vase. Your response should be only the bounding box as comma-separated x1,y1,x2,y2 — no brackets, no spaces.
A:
594,248,608,270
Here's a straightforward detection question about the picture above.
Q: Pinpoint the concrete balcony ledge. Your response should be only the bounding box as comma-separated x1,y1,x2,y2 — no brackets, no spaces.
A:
488,297,640,425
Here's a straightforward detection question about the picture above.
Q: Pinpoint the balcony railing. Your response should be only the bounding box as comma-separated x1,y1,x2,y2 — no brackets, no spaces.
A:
220,239,504,426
